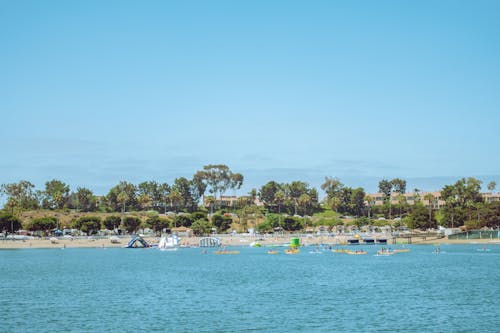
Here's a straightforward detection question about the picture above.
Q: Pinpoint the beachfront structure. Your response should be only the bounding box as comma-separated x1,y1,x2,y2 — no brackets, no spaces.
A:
483,192,500,203
366,191,500,208
203,195,263,208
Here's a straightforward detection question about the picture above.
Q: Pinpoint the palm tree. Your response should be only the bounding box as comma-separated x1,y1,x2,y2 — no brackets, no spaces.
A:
205,195,216,215
168,190,182,213
298,193,311,216
137,194,152,211
413,188,421,204
117,191,129,214
424,193,434,226
275,190,285,220
364,194,372,219
397,194,406,218
488,181,496,193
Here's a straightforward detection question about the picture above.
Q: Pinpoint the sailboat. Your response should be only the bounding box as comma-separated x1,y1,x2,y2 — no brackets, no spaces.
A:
158,234,180,251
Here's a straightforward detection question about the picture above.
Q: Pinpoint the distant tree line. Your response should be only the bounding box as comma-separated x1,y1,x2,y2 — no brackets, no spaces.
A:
1,164,499,234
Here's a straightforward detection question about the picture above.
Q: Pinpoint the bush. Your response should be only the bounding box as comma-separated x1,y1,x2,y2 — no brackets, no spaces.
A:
145,216,170,234
191,219,212,236
0,213,23,233
173,215,193,227
256,220,273,233
122,216,141,234
282,216,303,231
103,215,121,230
211,214,232,232
29,217,58,232
73,216,101,235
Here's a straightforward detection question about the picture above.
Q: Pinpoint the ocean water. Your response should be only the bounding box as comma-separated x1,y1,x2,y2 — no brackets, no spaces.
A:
1,244,499,333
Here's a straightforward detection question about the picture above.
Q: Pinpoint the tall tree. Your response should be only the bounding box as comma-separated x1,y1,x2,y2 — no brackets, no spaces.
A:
172,177,196,211
1,180,39,212
41,179,70,209
259,181,282,207
321,177,343,199
137,181,165,211
423,193,435,226
195,164,243,200
378,179,392,199
106,181,137,212
488,181,497,193
168,189,182,212
0,213,22,234
74,187,96,212
350,188,366,217
391,178,407,194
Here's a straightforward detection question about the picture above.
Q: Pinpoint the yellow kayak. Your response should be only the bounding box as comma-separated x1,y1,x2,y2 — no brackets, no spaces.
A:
346,250,367,255
214,250,240,255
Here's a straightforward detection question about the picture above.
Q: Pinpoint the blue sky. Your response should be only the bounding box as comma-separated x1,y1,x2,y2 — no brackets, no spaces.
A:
1,0,499,196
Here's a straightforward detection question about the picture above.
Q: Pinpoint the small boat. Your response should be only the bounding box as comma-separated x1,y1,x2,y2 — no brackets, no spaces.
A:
377,248,395,256
476,247,490,252
285,248,300,255
267,250,279,255
393,248,410,253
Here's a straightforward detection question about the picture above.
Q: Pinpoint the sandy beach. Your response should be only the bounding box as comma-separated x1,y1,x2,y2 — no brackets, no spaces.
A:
1,235,499,249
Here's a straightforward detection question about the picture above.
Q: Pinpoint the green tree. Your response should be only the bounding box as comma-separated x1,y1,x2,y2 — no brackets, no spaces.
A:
0,213,22,234
440,178,483,227
41,179,70,210
137,181,167,211
282,216,303,231
378,179,392,199
122,216,141,234
423,193,435,226
191,219,212,236
74,187,96,212
145,216,170,235
29,217,58,234
168,189,182,212
259,181,283,210
487,181,496,192
205,195,215,215
73,216,101,235
391,178,407,194
298,193,311,216
406,203,434,230
103,216,121,231
196,164,243,201
350,188,366,217
0,180,39,212
107,181,138,212
211,213,232,232
353,216,370,228
137,193,152,210
172,177,196,211
285,181,309,215
256,220,273,233
158,183,171,213
173,214,193,227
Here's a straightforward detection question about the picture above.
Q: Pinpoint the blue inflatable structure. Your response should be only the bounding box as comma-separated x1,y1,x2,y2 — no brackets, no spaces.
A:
126,236,150,248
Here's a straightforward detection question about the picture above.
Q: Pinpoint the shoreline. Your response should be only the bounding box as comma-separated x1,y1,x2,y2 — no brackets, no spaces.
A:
1,236,499,249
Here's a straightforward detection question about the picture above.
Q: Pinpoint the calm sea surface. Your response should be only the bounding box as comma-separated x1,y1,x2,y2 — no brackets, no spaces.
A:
1,244,499,332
